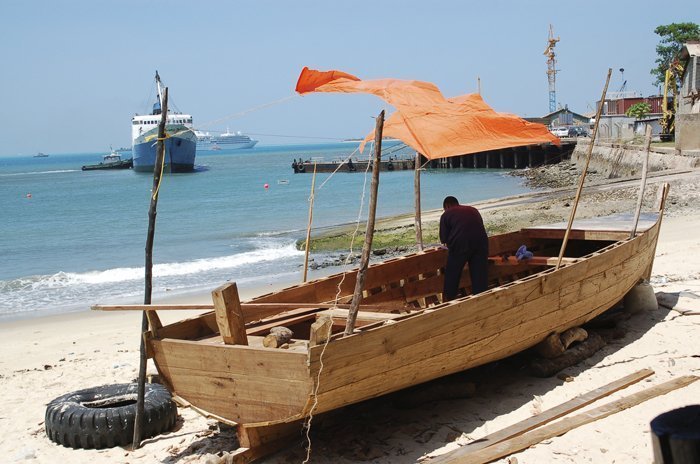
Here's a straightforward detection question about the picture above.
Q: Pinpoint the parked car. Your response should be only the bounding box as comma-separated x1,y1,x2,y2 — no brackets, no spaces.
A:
550,127,569,137
568,126,589,137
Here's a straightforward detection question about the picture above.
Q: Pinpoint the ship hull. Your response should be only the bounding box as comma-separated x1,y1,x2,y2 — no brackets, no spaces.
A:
133,125,197,173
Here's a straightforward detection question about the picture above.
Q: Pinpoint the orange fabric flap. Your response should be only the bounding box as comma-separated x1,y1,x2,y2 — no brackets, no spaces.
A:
296,67,560,159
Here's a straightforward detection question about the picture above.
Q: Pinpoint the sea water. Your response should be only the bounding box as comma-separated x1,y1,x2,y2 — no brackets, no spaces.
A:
0,143,531,320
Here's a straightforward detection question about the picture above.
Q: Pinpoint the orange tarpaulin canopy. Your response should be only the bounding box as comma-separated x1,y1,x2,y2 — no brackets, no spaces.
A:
296,67,559,160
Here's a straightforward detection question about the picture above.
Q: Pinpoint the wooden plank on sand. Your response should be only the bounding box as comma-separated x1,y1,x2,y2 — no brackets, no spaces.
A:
429,368,654,463
436,375,698,464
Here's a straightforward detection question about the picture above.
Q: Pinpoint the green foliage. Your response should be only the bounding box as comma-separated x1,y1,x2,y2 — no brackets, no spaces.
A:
651,22,700,86
626,102,652,120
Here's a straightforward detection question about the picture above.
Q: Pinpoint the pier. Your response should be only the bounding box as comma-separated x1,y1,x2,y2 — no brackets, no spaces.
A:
422,141,576,169
292,157,414,174
292,141,576,173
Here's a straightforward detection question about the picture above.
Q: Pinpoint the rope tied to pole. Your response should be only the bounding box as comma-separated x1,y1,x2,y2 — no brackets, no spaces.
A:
151,143,167,201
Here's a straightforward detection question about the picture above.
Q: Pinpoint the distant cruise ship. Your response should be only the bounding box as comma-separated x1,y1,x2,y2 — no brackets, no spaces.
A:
195,129,258,150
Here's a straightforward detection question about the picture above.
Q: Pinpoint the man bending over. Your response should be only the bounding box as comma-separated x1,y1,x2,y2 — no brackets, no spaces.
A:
439,196,489,300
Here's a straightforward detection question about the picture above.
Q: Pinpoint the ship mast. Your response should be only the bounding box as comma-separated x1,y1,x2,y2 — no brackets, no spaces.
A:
153,71,164,116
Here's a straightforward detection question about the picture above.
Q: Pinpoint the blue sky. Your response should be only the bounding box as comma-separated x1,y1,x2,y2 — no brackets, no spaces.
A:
1,0,697,156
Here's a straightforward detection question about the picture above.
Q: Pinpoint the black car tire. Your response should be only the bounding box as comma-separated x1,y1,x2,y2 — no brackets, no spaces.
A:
45,383,177,449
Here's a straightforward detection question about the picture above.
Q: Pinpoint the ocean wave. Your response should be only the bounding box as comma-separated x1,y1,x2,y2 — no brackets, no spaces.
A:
253,229,304,237
0,169,80,177
0,242,304,290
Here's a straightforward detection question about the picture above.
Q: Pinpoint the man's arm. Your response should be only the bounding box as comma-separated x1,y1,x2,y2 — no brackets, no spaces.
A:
439,214,448,245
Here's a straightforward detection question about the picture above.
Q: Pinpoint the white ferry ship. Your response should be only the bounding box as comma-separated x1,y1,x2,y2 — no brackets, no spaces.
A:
131,71,197,173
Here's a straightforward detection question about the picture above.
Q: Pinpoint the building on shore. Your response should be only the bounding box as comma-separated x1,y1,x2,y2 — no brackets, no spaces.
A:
595,91,668,141
525,106,590,128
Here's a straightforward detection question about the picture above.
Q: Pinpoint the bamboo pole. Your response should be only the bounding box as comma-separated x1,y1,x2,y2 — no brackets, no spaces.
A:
344,110,384,336
555,69,612,270
92,302,398,311
630,125,653,239
302,163,317,282
132,87,169,450
414,151,424,251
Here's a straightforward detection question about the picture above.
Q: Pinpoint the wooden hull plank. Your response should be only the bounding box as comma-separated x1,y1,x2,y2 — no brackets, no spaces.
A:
151,338,310,380
157,365,309,423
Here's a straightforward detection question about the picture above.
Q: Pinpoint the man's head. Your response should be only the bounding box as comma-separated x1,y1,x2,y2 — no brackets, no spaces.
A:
443,196,459,210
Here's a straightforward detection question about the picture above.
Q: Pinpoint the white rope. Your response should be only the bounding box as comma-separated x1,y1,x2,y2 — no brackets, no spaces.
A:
195,94,299,130
317,142,410,191
302,141,374,463
142,95,301,148
316,145,363,191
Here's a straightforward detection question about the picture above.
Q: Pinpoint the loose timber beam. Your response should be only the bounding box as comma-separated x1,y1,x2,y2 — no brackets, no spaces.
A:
435,375,698,464
429,368,653,463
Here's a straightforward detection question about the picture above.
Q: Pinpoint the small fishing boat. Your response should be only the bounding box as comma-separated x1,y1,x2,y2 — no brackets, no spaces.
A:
97,187,668,459
81,149,133,171
34,152,49,158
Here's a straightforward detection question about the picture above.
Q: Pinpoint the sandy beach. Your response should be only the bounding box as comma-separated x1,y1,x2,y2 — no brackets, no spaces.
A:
2,165,699,463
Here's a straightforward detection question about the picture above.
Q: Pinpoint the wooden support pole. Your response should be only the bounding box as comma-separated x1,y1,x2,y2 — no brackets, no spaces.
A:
133,86,169,450
212,282,248,345
556,68,612,270
344,110,384,336
302,163,317,282
630,125,653,239
414,151,424,251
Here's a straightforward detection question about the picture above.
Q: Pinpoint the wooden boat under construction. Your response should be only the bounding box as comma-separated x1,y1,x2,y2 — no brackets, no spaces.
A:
109,188,668,460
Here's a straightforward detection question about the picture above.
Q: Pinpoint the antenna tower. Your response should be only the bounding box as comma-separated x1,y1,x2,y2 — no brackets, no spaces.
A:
543,24,560,113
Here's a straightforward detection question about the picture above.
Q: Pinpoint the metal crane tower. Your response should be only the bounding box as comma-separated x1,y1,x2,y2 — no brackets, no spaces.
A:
543,24,560,113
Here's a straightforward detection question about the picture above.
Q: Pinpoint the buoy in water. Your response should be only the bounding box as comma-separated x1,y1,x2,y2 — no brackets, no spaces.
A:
264,183,269,189
26,193,32,198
